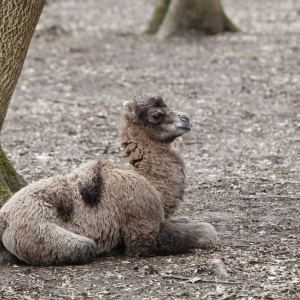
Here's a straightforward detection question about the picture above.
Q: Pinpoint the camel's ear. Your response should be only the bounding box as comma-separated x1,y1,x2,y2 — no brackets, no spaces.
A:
123,100,137,119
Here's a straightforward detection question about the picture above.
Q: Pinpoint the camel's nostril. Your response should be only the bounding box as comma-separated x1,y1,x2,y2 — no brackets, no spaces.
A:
179,115,189,122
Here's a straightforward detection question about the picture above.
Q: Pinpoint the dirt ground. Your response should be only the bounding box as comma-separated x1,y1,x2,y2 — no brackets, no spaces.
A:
1,0,300,299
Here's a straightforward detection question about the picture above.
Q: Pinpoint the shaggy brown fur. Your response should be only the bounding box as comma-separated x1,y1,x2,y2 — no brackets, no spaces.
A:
0,95,218,266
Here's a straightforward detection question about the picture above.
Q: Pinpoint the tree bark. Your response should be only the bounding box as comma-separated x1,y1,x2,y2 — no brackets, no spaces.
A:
0,0,46,206
145,0,239,39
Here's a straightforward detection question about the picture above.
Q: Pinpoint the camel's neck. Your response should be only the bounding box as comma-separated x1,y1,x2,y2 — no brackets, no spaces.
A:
121,126,186,216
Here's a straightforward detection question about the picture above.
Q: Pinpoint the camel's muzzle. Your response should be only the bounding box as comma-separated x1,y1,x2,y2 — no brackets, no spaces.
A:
175,114,192,131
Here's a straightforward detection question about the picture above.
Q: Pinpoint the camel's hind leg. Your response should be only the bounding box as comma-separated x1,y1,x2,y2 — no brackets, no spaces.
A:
0,242,20,265
0,218,20,265
2,222,96,266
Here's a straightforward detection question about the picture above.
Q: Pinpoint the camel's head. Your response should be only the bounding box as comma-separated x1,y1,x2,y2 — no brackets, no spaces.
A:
123,95,192,143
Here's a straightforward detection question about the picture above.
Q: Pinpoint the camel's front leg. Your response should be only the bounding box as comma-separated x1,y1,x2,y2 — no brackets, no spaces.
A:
122,218,218,257
155,218,218,255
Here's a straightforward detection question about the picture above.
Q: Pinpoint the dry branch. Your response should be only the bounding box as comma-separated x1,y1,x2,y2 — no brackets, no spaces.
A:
220,292,237,300
161,274,241,285
240,195,300,200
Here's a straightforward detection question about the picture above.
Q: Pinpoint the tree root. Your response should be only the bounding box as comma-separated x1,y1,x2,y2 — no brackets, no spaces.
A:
0,145,27,208
145,0,239,39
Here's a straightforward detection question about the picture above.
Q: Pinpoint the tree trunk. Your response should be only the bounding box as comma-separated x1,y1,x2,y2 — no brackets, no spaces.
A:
0,0,46,206
145,0,239,39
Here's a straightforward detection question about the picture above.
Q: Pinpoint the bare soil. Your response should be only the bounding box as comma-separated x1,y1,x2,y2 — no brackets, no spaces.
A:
1,0,300,299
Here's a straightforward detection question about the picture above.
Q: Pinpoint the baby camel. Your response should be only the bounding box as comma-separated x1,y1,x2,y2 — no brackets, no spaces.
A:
0,95,218,266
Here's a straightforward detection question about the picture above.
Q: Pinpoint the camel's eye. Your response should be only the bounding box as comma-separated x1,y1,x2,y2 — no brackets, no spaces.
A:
151,112,163,123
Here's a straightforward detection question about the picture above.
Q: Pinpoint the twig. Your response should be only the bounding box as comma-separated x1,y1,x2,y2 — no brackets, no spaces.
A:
52,99,78,105
240,195,300,200
220,292,237,300
185,141,203,145
161,274,241,285
223,176,300,185
276,181,300,185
